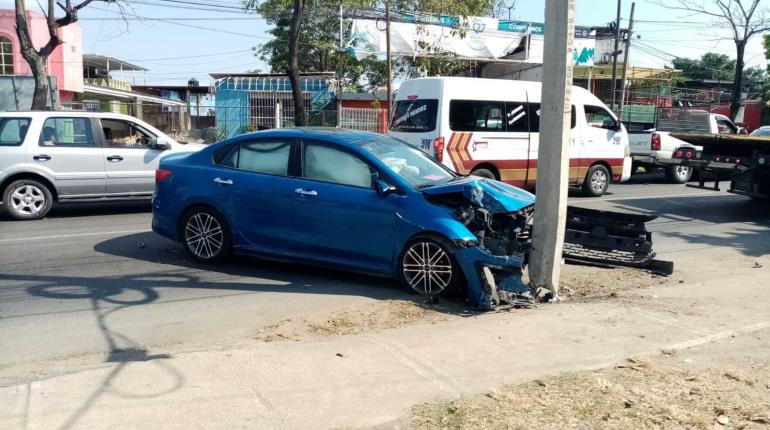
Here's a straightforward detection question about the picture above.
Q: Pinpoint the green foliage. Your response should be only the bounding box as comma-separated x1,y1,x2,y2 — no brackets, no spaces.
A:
673,53,736,81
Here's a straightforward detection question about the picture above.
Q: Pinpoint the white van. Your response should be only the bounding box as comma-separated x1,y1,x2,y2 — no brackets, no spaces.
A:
388,77,632,196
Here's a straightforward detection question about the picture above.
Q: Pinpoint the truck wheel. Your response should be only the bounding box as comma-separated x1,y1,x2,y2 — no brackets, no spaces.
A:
582,165,610,197
470,168,497,180
665,165,692,184
2,179,54,220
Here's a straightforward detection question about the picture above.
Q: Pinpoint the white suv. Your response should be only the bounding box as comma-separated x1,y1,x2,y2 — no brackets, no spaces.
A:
0,111,203,220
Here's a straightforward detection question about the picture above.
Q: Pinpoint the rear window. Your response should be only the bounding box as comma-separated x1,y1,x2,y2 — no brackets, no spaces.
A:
390,99,438,133
0,117,30,146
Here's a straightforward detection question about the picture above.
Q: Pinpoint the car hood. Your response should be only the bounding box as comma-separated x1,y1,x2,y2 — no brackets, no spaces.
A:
422,176,535,213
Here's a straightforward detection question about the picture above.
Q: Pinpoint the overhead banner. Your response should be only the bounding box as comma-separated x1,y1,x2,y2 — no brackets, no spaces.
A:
348,16,595,66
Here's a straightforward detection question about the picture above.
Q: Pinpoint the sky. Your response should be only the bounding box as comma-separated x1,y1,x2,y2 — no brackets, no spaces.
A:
1,0,767,87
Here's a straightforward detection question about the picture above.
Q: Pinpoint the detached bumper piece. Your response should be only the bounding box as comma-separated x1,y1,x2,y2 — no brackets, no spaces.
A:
455,247,537,312
563,207,673,276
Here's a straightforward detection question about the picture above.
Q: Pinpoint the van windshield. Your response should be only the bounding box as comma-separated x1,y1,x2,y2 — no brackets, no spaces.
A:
390,99,438,133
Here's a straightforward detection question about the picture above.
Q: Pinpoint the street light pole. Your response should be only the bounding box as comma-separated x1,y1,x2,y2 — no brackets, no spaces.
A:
619,2,635,117
385,0,392,122
610,0,622,111
529,0,575,297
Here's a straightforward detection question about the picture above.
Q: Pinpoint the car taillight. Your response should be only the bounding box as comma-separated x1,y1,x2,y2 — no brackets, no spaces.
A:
685,150,693,159
676,150,683,158
651,132,661,151
156,168,173,183
433,137,445,162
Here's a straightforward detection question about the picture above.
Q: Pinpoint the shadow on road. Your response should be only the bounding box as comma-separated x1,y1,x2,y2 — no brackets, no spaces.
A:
0,201,151,221
596,193,770,257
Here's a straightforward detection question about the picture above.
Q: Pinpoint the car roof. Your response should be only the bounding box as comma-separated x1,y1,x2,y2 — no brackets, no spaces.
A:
225,127,387,148
0,111,145,121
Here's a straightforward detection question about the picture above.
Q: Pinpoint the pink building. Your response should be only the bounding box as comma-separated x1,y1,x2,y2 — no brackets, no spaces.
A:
0,9,83,101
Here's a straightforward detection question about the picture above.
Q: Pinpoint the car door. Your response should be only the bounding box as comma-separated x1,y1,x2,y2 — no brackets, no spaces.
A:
580,104,623,180
211,137,300,253
525,103,581,185
291,139,397,273
99,118,167,195
31,116,106,197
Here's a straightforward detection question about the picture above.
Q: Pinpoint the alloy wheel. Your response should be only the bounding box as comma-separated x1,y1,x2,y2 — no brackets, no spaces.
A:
675,166,690,180
184,212,224,260
402,241,453,295
591,170,608,194
9,184,46,217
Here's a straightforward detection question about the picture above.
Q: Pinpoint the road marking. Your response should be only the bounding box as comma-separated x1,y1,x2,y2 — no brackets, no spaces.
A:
0,229,150,244
573,191,738,204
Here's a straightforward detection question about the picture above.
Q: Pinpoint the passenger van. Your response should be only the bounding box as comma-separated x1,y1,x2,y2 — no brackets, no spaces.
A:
388,77,632,196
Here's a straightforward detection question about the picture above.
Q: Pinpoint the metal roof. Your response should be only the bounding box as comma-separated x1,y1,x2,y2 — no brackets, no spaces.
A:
83,54,147,72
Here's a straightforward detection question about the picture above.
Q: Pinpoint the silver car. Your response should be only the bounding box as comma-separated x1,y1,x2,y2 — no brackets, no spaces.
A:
0,111,202,220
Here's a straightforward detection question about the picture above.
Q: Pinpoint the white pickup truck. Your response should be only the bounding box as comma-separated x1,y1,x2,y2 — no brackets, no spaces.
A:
629,109,745,183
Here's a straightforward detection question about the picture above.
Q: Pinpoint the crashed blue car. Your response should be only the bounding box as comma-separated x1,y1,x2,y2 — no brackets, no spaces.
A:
151,128,536,310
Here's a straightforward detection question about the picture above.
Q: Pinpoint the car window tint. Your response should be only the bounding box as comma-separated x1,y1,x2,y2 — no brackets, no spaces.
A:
39,117,95,147
716,118,736,134
213,143,239,168
584,105,618,130
449,100,505,132
527,104,577,131
237,140,291,176
304,143,373,188
101,119,156,149
0,117,30,146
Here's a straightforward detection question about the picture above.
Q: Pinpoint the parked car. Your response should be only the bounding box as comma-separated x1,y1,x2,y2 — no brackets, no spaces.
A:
628,109,745,183
387,77,632,197
151,128,536,308
750,126,770,137
0,111,203,220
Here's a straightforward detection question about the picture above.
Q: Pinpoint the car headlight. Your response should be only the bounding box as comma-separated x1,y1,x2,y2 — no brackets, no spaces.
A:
759,157,766,165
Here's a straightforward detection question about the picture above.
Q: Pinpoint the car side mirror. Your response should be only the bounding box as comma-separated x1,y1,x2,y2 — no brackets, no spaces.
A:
374,178,397,196
151,138,172,150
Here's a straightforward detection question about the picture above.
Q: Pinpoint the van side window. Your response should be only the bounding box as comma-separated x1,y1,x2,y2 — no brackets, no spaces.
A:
526,104,577,132
585,105,618,130
505,102,530,133
449,100,505,132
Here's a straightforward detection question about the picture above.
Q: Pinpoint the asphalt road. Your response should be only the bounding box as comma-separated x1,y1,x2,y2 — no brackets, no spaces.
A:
1,172,769,384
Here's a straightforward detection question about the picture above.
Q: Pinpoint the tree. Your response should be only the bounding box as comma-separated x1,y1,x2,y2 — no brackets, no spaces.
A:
245,0,493,125
15,0,116,110
653,0,770,119
673,53,735,81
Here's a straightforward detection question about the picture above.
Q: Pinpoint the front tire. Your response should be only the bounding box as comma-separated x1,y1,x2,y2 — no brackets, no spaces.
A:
470,168,497,180
2,179,53,220
181,207,231,263
665,165,693,184
582,164,610,197
398,237,462,296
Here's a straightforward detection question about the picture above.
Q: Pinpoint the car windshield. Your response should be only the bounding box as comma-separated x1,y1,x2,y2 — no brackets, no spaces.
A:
751,128,770,137
356,135,455,188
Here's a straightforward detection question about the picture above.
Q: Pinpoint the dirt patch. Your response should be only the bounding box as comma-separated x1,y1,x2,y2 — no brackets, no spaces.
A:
412,328,770,430
558,265,681,301
412,357,770,430
255,300,453,342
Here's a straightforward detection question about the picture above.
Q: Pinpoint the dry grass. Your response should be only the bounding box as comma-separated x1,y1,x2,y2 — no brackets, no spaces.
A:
411,356,770,429
256,300,449,341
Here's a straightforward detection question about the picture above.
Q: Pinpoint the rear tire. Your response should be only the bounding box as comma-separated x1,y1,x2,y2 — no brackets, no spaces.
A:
398,236,463,296
665,165,692,184
582,165,610,197
470,168,497,180
181,207,232,263
2,179,53,220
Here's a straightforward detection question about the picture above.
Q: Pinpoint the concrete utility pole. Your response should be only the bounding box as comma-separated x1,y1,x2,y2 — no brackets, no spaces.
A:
618,2,635,117
385,0,392,122
529,0,575,297
337,3,344,128
610,0,622,111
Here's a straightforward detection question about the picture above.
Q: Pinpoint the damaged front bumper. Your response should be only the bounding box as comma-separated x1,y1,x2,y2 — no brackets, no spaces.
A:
455,246,534,311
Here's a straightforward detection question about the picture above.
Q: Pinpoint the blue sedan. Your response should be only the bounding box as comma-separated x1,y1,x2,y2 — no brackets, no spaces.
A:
152,128,536,310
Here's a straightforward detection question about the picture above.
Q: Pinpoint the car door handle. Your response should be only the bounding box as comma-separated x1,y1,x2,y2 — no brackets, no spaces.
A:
106,155,124,162
214,177,233,185
33,154,51,161
294,188,318,196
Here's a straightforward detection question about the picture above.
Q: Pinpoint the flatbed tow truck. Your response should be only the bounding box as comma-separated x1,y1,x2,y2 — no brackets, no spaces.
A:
670,133,770,199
